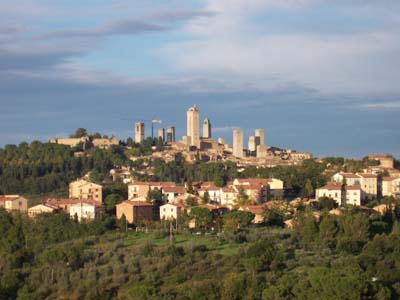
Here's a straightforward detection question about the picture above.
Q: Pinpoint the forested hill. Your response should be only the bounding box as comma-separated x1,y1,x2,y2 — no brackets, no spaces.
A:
0,141,128,195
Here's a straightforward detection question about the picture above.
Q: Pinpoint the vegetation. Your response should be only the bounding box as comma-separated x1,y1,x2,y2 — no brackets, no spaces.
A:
0,203,399,299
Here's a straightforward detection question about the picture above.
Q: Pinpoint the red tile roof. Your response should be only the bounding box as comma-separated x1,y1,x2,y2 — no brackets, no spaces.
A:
120,200,154,207
163,186,186,193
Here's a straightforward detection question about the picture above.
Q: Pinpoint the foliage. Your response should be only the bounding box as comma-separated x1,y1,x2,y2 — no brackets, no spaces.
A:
189,207,213,229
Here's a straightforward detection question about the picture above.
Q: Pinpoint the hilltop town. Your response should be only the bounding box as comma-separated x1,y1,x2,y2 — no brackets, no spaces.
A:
0,105,399,299
0,105,398,224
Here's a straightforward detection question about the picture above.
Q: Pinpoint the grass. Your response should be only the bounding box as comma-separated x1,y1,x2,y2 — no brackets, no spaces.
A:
122,231,240,255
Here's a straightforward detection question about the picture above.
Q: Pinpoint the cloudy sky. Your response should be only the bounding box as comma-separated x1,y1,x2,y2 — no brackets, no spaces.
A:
1,0,399,157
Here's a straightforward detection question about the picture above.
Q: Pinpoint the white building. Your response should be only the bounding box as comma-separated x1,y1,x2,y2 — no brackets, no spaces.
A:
69,202,99,221
315,183,343,206
382,177,400,197
160,203,187,220
344,186,362,206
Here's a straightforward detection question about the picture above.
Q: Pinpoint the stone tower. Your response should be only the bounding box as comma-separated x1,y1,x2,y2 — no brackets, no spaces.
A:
166,126,175,142
233,129,244,158
187,105,200,148
255,128,265,147
203,117,211,139
135,122,145,144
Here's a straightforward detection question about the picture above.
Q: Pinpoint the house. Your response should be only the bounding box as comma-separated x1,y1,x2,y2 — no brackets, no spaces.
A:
220,187,238,207
315,183,343,205
357,173,378,201
382,177,400,197
69,201,101,221
116,200,154,224
332,172,377,201
162,186,187,203
92,136,119,149
0,195,28,212
69,179,103,203
28,204,58,217
197,182,223,203
160,203,188,220
128,181,176,199
45,198,82,213
344,185,362,206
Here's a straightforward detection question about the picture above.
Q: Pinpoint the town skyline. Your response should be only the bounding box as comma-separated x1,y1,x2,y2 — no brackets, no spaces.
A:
1,1,399,158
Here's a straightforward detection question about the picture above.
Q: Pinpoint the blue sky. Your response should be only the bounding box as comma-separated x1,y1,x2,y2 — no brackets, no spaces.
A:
0,0,399,158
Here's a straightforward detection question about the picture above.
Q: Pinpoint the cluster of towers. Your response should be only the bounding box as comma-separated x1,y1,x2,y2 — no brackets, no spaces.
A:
134,105,266,159
183,104,212,148
233,128,266,158
134,122,176,144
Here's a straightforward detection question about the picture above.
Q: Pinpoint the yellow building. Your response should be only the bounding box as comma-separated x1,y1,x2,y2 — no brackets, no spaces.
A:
0,195,28,212
69,179,103,203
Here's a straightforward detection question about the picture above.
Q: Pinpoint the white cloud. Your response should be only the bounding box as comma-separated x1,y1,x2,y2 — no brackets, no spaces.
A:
161,0,400,96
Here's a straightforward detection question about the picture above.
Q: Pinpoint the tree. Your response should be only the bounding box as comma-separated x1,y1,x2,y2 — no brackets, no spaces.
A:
119,214,127,232
189,207,213,229
104,194,123,215
146,189,163,207
202,191,210,204
185,196,198,207
263,208,284,227
318,197,338,210
223,210,254,230
319,214,338,246
301,179,314,198
72,128,87,138
234,187,251,207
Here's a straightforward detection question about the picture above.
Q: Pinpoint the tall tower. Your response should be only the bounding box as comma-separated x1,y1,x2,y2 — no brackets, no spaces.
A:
255,128,265,147
203,117,211,139
157,128,165,141
187,105,200,148
135,122,145,144
233,129,244,158
248,136,256,152
166,126,175,142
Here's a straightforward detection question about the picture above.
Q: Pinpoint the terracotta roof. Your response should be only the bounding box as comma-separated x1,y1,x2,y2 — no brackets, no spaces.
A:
340,173,361,179
319,183,342,190
222,187,237,193
0,195,21,202
163,186,186,193
346,185,361,191
358,173,377,178
120,200,154,207
46,198,101,207
382,177,397,181
129,181,176,187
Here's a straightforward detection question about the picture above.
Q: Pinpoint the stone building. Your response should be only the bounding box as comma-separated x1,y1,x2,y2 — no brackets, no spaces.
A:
157,128,165,141
233,129,244,158
186,105,200,148
166,126,175,142
0,195,28,212
135,122,145,144
92,136,119,149
116,200,154,224
69,179,103,203
49,137,89,147
203,117,211,138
